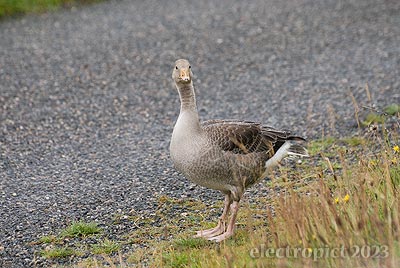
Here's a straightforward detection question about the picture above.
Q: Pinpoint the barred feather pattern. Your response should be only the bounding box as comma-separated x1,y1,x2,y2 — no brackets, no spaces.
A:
202,119,305,156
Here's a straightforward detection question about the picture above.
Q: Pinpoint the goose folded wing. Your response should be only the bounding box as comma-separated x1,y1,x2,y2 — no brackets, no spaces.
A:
202,119,302,155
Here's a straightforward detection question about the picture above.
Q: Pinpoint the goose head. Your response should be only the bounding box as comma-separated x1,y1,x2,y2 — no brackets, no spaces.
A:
172,59,192,85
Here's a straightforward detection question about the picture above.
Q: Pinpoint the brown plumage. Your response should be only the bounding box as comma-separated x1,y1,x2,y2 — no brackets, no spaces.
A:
169,59,308,242
202,119,305,155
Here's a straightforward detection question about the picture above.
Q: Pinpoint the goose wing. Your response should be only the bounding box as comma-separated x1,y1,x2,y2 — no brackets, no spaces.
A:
202,119,304,155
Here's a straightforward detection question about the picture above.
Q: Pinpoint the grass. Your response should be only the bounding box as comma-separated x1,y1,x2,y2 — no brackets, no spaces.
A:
38,235,57,244
307,136,336,156
363,112,385,126
41,246,77,259
0,0,102,18
91,239,120,255
360,103,400,126
384,104,400,116
37,221,102,260
60,221,101,238
36,125,400,267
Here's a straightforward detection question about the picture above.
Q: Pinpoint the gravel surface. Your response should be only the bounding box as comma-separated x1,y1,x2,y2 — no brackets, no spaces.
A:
0,0,399,266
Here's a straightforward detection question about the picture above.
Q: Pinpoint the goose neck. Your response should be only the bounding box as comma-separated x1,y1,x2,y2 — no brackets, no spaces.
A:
177,83,197,112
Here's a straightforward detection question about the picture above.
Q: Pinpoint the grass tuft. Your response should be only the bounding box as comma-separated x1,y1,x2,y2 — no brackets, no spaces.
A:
384,104,400,116
342,136,367,147
91,239,120,255
363,112,385,126
60,221,101,238
307,137,336,156
41,246,76,259
38,235,57,244
173,237,210,250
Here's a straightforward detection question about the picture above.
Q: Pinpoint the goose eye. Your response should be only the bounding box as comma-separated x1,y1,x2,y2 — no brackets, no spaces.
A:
175,66,178,70
189,66,191,69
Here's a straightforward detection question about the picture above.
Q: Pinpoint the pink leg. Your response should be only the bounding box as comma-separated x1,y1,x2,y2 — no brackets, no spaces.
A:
194,194,231,238
208,200,239,242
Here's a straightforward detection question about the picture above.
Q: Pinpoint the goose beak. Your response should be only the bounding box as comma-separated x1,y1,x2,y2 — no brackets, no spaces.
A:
179,69,191,82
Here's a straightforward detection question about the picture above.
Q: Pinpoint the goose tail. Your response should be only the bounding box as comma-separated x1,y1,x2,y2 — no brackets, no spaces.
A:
264,142,308,170
287,143,309,157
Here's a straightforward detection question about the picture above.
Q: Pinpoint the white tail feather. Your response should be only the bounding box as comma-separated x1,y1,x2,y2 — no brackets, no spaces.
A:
264,142,308,170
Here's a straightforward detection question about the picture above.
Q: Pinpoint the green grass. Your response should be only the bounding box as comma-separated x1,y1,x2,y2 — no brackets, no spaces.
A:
38,235,57,244
173,237,210,250
342,136,367,147
91,239,120,255
360,103,399,126
41,246,77,258
384,104,400,116
37,221,105,260
363,112,385,126
307,136,336,156
60,221,101,238
0,0,102,18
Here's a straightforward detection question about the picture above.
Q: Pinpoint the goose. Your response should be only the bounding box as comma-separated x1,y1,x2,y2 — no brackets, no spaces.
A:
169,59,308,242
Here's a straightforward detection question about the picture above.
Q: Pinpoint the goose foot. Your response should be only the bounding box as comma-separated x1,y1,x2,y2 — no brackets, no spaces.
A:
194,194,232,239
207,230,234,242
208,200,239,242
194,220,225,238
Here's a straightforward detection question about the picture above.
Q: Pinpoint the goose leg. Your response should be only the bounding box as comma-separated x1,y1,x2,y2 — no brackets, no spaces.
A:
194,194,231,238
208,200,239,242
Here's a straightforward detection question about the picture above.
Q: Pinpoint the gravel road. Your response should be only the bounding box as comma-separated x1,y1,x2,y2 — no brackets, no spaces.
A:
1,0,399,266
